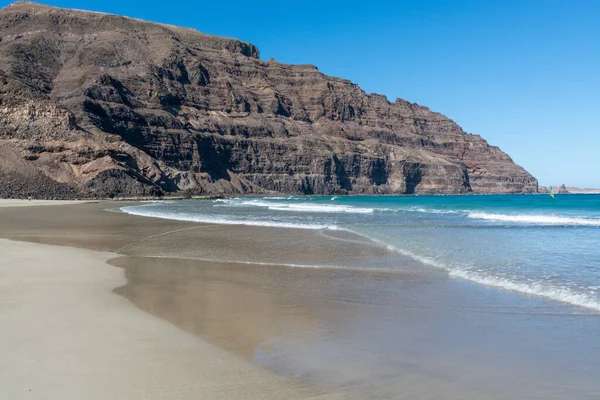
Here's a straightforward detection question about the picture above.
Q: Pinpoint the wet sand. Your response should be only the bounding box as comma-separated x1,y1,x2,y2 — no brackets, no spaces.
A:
109,256,600,400
0,203,347,400
0,239,349,400
1,202,600,399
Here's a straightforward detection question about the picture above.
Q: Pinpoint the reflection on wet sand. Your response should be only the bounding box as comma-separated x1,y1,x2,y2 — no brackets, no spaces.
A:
111,255,600,400
111,257,320,357
111,256,413,358
2,202,600,399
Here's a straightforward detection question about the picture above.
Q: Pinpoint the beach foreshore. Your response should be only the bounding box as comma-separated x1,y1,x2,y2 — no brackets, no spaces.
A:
1,201,600,400
0,201,347,400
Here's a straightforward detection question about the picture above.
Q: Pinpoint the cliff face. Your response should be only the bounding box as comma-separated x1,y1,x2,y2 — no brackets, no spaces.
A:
0,2,538,198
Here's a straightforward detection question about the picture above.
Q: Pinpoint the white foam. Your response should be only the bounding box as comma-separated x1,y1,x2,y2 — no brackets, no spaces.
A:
219,199,375,214
449,269,600,312
380,242,447,269
261,196,305,200
397,207,461,215
120,207,338,230
214,198,467,216
268,204,374,214
351,231,600,313
122,201,600,313
468,212,600,226
333,229,449,269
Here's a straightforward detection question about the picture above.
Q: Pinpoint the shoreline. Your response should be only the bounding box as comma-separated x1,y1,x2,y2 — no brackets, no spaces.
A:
1,201,600,399
3,199,600,313
0,201,348,399
119,198,600,313
0,238,347,399
5,191,593,204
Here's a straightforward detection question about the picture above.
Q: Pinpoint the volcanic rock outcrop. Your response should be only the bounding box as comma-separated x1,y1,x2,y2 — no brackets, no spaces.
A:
0,2,538,198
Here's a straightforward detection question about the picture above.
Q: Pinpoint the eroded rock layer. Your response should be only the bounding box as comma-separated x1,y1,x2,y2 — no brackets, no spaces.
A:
0,2,537,198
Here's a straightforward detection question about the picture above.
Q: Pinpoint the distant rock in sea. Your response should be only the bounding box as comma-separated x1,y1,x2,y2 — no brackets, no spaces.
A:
0,2,538,199
540,185,600,194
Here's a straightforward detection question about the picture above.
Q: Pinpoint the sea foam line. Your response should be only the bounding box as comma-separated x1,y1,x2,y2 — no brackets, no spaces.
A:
322,228,449,269
122,204,600,312
468,212,600,226
340,230,600,313
217,199,375,214
449,269,600,312
215,199,463,216
134,254,408,273
383,238,600,312
120,207,339,230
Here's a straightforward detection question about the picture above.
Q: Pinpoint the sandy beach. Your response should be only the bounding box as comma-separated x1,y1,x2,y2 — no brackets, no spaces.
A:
0,201,346,400
0,0,596,398
1,201,600,399
0,199,92,207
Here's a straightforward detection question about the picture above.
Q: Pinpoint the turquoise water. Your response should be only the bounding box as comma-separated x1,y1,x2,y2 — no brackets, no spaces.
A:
121,194,600,312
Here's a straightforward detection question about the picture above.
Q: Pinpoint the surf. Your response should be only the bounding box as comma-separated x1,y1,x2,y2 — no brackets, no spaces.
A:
449,269,600,312
120,194,600,314
467,212,600,226
120,206,340,230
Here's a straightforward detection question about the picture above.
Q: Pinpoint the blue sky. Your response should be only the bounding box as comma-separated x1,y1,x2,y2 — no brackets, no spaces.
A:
4,0,599,187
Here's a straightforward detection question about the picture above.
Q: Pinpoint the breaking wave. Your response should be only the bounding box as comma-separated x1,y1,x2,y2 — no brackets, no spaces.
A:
215,199,466,216
216,199,375,214
120,195,600,313
449,269,600,312
120,207,339,230
468,212,600,226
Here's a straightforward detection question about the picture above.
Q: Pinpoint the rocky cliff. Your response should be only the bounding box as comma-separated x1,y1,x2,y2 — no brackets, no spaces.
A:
0,2,538,198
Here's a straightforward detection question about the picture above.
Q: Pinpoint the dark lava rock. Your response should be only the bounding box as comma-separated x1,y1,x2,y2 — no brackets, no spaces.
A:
0,2,538,199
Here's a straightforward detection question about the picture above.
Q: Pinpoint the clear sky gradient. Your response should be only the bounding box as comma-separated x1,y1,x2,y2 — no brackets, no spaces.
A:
4,0,599,187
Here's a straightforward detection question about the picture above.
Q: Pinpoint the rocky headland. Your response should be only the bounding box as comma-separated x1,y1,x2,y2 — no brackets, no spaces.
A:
0,2,538,198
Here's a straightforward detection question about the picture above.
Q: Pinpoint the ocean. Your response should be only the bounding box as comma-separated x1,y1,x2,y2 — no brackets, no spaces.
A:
117,194,600,398
121,194,600,313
